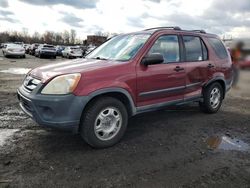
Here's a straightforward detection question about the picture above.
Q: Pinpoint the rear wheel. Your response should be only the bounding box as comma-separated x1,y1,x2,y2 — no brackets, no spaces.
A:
80,97,128,148
199,82,223,113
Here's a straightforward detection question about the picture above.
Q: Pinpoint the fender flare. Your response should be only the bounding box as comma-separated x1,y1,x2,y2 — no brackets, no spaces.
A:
86,87,137,115
203,77,226,98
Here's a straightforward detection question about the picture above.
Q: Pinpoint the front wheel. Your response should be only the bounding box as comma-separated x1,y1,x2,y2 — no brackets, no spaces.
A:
199,82,223,113
80,97,128,148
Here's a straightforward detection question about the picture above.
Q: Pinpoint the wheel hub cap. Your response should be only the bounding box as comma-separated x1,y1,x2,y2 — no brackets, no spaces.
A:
94,107,122,141
210,87,221,109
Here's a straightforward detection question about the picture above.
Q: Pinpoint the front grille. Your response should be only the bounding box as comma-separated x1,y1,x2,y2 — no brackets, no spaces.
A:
23,76,41,92
17,92,33,117
21,96,32,112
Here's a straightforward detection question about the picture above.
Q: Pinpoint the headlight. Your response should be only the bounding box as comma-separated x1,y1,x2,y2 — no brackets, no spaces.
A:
41,73,81,94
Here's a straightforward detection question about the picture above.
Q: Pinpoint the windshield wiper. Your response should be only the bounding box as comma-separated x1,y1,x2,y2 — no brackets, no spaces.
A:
92,57,108,60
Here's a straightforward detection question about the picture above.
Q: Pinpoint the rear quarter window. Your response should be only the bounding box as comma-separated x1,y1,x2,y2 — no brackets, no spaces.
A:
208,37,228,59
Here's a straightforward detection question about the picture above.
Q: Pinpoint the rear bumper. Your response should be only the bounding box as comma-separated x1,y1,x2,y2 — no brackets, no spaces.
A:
226,77,233,92
17,87,89,133
40,51,56,56
5,51,25,56
69,53,82,57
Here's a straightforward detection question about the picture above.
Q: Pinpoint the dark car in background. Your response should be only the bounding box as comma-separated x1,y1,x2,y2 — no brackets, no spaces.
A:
29,43,40,55
25,44,31,54
56,45,65,56
35,44,56,58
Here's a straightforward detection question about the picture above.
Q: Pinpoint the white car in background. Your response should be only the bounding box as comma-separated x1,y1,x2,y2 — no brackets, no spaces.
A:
2,43,25,58
62,46,83,58
85,45,96,55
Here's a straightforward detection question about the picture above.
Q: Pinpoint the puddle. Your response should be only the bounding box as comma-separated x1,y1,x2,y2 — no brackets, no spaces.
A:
0,68,31,75
0,129,19,147
207,136,249,152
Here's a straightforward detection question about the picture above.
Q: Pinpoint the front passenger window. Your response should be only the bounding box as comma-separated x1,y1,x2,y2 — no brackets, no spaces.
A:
148,35,180,63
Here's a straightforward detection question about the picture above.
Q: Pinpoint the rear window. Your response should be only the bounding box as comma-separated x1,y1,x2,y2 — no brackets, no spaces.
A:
208,37,228,59
44,45,54,48
7,44,21,48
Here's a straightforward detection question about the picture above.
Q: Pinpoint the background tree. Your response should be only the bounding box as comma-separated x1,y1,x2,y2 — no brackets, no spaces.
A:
70,29,76,44
63,30,70,44
43,31,54,44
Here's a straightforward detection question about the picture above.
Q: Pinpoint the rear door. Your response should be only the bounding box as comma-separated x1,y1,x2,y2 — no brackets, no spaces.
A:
181,35,212,99
136,34,186,107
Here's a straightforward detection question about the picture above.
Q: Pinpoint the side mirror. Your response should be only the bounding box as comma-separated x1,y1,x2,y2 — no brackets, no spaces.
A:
141,53,164,66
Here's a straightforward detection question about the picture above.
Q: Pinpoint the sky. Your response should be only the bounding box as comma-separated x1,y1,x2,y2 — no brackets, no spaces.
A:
0,0,250,39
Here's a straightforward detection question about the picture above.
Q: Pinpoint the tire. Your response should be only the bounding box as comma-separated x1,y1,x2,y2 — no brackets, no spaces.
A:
199,82,223,114
80,97,128,148
53,56,56,59
23,55,26,58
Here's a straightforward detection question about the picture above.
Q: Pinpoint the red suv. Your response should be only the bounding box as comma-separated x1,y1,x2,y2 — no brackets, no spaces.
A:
17,27,233,148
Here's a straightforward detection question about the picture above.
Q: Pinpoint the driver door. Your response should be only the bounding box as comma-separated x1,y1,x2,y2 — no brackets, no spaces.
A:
136,35,186,107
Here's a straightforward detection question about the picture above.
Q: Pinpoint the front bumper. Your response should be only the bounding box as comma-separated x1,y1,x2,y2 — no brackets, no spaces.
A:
17,86,89,132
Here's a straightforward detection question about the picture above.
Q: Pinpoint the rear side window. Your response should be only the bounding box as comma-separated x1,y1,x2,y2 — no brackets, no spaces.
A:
183,36,208,62
208,37,228,59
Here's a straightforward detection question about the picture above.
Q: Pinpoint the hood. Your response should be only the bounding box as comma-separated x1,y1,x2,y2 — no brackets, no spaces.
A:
30,58,123,82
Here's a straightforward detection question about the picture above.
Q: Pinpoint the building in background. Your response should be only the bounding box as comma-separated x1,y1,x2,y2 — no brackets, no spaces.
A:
84,35,107,47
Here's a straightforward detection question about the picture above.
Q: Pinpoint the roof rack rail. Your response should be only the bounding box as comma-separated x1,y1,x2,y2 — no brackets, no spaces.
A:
144,26,181,31
190,30,206,34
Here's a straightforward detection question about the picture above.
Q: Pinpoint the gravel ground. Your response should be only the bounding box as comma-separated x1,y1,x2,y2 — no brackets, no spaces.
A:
0,52,250,188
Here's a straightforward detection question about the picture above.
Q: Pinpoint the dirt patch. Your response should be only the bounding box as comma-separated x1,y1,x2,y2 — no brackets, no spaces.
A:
0,53,250,187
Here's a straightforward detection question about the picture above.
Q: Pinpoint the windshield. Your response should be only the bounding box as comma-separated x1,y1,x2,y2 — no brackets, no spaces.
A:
86,33,150,61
